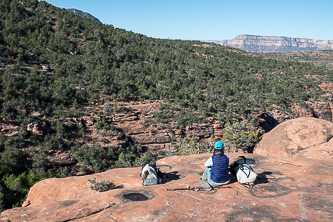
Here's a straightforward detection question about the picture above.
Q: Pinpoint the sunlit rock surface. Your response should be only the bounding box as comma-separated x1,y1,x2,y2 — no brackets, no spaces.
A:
2,148,333,221
255,117,333,159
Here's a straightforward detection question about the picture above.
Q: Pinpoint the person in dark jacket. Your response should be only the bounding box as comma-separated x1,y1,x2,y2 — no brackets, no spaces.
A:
201,141,230,186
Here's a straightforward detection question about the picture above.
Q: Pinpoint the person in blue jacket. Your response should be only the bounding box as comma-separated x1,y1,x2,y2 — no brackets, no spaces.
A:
201,141,230,186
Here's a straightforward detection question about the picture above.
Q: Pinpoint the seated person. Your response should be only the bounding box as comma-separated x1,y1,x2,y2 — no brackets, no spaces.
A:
201,141,230,186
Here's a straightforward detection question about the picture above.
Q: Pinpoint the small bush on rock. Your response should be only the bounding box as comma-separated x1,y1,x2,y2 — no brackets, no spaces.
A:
88,178,115,192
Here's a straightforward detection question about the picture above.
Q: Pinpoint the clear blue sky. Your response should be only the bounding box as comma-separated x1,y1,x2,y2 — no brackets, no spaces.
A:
44,0,332,41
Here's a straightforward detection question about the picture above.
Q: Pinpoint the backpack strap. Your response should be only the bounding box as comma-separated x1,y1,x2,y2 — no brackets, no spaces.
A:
238,163,252,178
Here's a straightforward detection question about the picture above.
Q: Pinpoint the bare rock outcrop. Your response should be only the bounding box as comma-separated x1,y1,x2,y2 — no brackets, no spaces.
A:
284,101,333,123
0,123,19,137
255,117,333,158
81,116,95,126
185,127,214,139
131,134,172,144
47,151,77,167
1,152,333,221
113,112,140,122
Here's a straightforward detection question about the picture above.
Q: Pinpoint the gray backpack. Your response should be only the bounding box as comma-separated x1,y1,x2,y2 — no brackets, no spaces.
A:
235,163,257,185
141,164,158,186
229,156,257,187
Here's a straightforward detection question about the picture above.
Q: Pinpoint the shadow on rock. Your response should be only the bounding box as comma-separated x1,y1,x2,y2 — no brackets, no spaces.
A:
255,172,272,185
256,112,279,133
162,171,181,183
228,175,244,185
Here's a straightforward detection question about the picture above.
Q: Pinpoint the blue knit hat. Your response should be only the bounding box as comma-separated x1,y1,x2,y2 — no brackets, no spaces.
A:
214,141,224,150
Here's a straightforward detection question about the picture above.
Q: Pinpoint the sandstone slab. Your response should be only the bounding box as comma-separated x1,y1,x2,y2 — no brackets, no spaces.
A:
255,117,333,158
1,152,333,221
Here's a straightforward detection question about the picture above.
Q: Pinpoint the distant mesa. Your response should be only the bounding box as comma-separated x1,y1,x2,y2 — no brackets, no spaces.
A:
208,35,333,53
66,8,102,23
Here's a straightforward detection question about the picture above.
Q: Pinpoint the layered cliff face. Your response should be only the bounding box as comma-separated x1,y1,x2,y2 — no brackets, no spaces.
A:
209,35,333,53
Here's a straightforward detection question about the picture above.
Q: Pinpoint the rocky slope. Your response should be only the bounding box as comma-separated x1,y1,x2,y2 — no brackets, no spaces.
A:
1,117,333,221
209,35,333,53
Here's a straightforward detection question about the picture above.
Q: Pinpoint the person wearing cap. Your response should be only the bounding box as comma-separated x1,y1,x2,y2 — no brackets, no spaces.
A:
201,141,230,186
